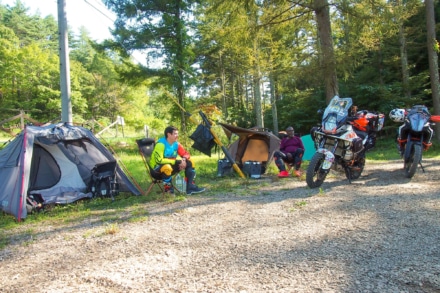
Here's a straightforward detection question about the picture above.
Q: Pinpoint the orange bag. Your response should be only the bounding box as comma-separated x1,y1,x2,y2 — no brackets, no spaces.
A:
351,116,369,131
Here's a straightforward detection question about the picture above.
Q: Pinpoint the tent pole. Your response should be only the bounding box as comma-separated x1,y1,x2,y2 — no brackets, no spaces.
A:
18,127,28,221
167,92,246,178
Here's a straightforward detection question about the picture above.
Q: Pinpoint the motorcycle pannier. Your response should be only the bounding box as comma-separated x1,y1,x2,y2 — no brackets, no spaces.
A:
352,137,364,153
366,113,385,132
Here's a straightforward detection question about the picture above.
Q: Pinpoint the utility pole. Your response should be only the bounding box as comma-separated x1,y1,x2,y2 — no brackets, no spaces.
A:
57,0,73,124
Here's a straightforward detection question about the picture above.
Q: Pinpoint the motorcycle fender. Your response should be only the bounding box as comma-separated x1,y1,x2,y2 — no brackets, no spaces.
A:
317,148,335,170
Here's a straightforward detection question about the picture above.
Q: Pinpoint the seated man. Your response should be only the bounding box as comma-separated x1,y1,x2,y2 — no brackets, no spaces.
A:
274,126,305,178
149,126,205,195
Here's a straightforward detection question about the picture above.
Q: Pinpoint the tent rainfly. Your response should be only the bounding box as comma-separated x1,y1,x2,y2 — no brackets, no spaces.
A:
0,123,141,220
219,123,281,174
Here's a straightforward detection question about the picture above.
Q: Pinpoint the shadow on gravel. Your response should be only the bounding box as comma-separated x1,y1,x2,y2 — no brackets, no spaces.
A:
0,160,440,293
1,160,440,292
222,162,440,292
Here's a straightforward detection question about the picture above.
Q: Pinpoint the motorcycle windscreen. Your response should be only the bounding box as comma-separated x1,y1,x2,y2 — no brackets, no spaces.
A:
322,96,353,133
408,112,428,132
322,96,353,131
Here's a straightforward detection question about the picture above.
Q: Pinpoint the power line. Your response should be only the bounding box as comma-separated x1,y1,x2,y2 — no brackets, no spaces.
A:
83,0,115,24
88,0,109,11
82,0,148,66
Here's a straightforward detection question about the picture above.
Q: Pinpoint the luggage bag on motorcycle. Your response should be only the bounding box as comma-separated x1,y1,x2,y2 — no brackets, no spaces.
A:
352,112,385,132
431,115,440,123
352,137,364,153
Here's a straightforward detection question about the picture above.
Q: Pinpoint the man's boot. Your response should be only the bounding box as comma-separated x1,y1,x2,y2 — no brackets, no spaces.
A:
185,168,205,195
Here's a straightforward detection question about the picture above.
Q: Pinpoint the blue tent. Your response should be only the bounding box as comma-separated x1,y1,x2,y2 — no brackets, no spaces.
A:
0,123,141,220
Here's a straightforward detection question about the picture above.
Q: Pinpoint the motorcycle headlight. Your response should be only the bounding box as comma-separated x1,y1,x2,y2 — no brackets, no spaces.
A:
323,116,337,133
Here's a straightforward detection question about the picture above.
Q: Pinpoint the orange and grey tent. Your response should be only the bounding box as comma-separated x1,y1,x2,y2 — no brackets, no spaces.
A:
219,123,280,174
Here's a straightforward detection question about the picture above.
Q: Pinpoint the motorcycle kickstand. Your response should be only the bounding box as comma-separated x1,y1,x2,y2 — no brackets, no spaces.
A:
419,161,425,173
346,168,352,184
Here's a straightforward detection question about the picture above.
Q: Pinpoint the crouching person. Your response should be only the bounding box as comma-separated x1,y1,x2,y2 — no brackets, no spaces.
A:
149,126,205,195
274,126,305,178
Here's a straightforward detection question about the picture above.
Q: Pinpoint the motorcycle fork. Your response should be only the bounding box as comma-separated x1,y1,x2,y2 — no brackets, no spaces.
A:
318,137,337,173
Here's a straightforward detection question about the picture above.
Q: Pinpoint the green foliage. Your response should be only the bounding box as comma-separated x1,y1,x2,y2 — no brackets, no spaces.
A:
0,1,152,126
1,0,440,144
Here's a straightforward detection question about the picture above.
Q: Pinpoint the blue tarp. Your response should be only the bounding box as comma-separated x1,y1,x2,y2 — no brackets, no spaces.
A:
301,134,315,161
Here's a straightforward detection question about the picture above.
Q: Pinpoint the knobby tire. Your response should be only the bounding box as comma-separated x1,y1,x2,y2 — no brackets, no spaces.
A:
306,152,327,188
404,144,422,178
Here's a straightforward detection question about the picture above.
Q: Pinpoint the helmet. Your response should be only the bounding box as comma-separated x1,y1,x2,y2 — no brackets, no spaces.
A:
389,108,405,122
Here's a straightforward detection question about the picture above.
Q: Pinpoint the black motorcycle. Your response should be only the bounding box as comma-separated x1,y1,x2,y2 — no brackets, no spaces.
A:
390,105,434,178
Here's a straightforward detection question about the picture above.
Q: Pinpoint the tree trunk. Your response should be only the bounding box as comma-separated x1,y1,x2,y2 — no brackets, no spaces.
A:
314,0,338,104
173,0,186,133
425,0,440,141
253,72,263,128
269,73,279,134
399,24,411,99
219,52,228,118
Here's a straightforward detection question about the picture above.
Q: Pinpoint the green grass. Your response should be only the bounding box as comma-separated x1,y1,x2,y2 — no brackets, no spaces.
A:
365,136,440,161
1,135,440,250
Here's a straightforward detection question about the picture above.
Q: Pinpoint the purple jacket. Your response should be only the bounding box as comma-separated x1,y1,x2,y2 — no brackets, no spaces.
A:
280,136,305,153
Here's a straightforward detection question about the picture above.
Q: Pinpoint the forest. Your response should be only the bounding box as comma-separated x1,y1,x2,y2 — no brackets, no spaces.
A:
1,0,439,140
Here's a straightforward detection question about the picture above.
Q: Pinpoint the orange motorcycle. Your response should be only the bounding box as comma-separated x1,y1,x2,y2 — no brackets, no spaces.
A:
307,96,384,188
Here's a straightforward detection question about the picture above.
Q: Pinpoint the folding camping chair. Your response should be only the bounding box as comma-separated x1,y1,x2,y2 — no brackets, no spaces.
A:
281,133,304,175
136,138,182,196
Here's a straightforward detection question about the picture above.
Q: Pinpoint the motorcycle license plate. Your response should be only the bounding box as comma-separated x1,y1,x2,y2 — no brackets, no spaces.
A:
322,160,332,169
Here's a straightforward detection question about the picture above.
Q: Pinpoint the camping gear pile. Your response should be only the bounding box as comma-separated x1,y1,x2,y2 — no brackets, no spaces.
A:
0,123,140,220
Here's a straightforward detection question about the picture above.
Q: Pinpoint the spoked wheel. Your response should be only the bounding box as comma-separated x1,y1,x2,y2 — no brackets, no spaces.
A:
345,155,365,182
306,152,328,188
404,144,422,178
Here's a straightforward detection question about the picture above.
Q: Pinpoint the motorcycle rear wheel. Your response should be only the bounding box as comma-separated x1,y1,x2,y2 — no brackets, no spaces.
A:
404,144,422,178
306,152,328,188
345,156,365,181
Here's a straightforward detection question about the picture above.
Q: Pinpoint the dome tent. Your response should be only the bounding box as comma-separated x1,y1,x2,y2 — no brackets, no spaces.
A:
0,123,141,221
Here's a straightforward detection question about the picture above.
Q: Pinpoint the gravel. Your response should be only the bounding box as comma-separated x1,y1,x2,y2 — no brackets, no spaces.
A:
1,159,439,293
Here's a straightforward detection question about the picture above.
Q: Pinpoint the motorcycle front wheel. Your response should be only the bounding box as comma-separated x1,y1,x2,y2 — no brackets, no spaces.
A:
404,144,422,178
306,152,328,188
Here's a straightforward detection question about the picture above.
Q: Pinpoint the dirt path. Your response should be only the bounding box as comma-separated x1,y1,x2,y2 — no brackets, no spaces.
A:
1,159,440,292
